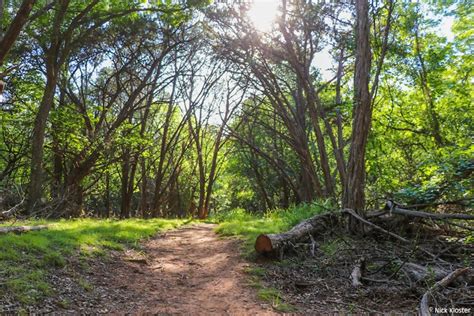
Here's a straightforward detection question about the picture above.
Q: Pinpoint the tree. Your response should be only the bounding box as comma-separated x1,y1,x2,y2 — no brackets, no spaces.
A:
342,0,372,216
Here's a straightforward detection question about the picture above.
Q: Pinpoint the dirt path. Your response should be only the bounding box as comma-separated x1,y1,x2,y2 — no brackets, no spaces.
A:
87,223,278,315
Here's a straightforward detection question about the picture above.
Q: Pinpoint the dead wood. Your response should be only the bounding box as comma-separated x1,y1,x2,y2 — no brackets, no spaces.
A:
386,201,474,221
344,208,409,243
351,257,365,287
255,211,340,255
419,267,470,316
0,225,48,235
308,233,316,257
0,197,25,220
124,258,148,264
400,262,448,283
394,198,473,210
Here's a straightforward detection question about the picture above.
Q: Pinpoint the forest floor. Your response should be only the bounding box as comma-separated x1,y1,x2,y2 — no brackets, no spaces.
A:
2,216,471,314
25,223,278,315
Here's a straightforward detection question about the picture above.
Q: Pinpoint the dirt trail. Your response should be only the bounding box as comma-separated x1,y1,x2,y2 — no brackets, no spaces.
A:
93,223,278,315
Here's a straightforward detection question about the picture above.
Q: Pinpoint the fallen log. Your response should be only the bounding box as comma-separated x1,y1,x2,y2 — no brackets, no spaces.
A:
386,201,474,220
419,267,470,316
0,225,48,235
255,211,340,255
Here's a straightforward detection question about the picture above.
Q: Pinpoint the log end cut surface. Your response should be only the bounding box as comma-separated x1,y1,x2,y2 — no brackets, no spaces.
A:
255,234,273,254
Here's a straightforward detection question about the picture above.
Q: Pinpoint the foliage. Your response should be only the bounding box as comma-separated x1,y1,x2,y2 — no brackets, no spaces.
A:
0,0,472,219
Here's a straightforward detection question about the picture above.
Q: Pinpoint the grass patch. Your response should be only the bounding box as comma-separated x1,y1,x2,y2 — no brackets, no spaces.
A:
0,218,186,305
243,266,295,313
212,201,331,256
244,266,266,277
258,287,295,313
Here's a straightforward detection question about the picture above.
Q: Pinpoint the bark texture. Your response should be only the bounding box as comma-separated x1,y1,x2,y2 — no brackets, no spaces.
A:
343,0,372,225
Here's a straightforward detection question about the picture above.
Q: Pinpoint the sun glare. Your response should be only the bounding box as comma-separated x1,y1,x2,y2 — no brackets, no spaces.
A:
247,0,280,32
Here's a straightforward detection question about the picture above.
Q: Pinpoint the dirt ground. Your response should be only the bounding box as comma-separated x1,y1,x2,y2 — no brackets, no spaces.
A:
40,223,279,315
12,222,471,315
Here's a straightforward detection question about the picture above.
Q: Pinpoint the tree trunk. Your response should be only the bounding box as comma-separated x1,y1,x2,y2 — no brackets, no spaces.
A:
51,87,65,200
343,0,372,231
105,171,111,218
0,0,36,66
249,151,274,210
120,148,131,219
26,64,58,213
62,180,83,217
139,158,148,217
414,22,444,147
26,0,67,213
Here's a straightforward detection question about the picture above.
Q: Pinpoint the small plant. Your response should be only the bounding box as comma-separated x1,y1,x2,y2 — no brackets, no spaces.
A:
244,266,266,277
43,252,66,268
258,287,295,312
57,298,71,309
320,239,343,257
77,277,93,292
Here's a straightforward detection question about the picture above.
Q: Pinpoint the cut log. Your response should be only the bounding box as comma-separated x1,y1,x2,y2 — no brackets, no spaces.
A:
255,212,339,255
419,267,470,316
0,225,48,235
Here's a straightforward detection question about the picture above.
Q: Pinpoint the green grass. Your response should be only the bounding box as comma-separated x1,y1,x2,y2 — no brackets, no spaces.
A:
257,287,295,312
0,218,186,304
243,266,296,313
212,201,331,256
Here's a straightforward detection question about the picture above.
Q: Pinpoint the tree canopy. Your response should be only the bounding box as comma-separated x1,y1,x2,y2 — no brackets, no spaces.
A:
0,0,472,219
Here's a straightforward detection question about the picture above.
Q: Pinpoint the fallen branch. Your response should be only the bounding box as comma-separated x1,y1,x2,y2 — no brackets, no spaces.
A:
0,197,25,220
398,198,473,210
0,225,48,235
345,209,446,262
386,201,474,221
419,267,470,316
344,208,409,243
124,257,148,264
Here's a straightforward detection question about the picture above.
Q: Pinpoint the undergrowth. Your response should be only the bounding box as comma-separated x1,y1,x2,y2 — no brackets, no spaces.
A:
0,218,185,305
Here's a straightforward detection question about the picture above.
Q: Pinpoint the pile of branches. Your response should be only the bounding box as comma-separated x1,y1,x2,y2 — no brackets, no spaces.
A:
255,200,474,313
